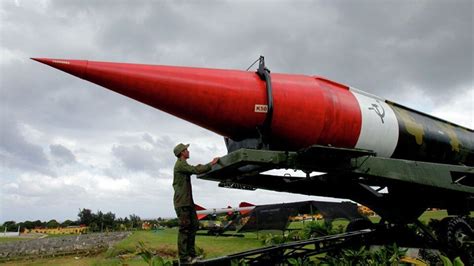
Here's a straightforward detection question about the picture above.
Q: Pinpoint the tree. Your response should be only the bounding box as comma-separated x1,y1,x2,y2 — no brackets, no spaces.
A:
94,210,104,232
2,221,17,231
46,219,60,228
78,208,94,226
32,220,44,228
61,219,76,227
89,222,99,232
123,217,130,230
103,211,116,231
21,221,36,230
114,217,124,231
129,214,142,229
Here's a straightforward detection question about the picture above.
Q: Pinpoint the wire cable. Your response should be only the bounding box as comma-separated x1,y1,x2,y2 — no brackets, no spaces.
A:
245,57,261,71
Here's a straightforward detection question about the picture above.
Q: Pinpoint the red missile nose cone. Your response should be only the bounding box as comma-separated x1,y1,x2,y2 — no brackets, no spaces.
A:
31,58,88,79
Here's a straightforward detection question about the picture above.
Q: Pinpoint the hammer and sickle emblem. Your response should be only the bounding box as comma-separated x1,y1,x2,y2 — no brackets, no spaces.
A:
368,101,385,123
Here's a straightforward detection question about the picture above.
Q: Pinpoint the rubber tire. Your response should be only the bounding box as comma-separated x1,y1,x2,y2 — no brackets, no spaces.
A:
438,217,474,265
445,217,473,249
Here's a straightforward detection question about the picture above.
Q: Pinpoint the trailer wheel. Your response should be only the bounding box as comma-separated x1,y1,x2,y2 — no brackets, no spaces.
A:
438,217,474,264
445,217,473,249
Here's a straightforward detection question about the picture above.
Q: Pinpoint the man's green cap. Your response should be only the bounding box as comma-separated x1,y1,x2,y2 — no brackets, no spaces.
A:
173,143,189,157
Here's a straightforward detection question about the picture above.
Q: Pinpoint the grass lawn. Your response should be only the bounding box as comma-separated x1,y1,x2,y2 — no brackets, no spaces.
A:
0,237,27,243
0,233,67,243
108,228,262,259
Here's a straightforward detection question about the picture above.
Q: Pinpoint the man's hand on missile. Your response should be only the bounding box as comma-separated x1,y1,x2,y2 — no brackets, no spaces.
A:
211,157,220,165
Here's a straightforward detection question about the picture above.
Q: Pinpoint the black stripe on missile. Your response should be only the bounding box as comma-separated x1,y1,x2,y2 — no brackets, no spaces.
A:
387,102,473,166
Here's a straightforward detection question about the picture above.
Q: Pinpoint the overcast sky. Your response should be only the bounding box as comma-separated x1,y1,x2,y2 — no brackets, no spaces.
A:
1,0,472,223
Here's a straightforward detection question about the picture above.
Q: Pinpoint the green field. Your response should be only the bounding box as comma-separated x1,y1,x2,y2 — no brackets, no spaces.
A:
3,210,473,265
107,229,262,259
0,237,26,243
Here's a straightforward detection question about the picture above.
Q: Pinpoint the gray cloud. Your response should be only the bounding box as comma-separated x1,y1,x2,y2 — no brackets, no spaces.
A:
50,144,76,166
327,0,473,101
111,134,175,176
112,144,159,174
0,117,53,176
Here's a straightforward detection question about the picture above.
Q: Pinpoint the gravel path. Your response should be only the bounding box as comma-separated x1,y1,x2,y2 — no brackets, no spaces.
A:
0,232,131,262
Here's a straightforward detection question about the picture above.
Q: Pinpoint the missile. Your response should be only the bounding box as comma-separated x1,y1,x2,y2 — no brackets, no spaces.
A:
195,203,256,220
32,58,473,166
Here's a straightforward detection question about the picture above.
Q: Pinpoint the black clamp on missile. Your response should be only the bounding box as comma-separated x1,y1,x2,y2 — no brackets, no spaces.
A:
256,56,273,145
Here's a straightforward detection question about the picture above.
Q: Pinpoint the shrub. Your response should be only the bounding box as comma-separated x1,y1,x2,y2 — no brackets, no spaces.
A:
136,241,173,266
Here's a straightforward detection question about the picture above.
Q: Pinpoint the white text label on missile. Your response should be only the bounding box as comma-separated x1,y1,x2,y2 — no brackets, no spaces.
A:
254,104,268,113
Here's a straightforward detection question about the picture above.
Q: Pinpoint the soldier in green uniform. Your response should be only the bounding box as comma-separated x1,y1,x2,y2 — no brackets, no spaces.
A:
173,143,219,264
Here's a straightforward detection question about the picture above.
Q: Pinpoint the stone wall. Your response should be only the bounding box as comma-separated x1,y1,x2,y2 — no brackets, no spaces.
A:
0,232,131,262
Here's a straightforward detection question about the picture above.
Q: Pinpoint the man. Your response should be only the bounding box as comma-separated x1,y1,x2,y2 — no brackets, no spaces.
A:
173,143,219,264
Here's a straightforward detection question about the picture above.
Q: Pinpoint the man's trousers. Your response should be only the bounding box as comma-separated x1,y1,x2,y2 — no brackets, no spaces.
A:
175,206,199,260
